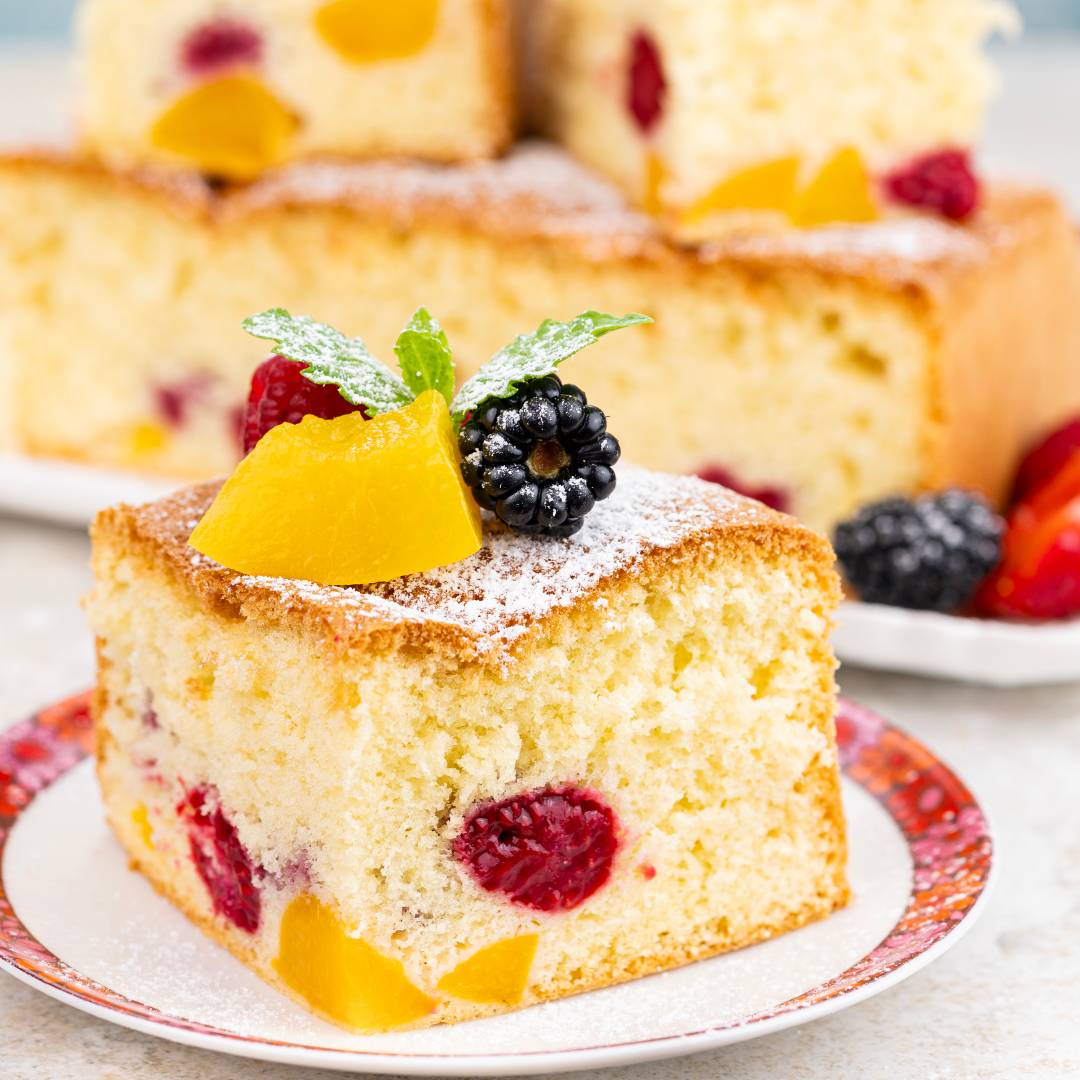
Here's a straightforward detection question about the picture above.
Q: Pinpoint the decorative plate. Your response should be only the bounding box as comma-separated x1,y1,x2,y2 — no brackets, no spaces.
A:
0,693,991,1076
834,600,1080,686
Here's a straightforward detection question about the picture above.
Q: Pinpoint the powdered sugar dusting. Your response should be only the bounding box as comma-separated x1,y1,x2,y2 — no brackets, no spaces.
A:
705,214,989,272
125,469,782,663
223,142,658,256
219,141,1008,274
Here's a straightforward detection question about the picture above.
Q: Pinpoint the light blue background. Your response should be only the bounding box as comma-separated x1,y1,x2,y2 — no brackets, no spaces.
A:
0,0,1077,37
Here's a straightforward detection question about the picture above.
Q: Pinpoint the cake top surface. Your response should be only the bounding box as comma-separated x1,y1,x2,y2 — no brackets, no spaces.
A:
8,142,1058,293
96,467,827,666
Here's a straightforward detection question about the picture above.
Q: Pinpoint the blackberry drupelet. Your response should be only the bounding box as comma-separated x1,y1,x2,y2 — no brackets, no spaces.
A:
458,376,620,537
833,490,1004,612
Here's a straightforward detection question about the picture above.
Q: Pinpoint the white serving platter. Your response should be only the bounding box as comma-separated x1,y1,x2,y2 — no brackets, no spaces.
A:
834,599,1080,686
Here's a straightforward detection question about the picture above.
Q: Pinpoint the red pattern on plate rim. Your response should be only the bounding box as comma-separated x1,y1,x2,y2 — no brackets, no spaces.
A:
0,692,992,1058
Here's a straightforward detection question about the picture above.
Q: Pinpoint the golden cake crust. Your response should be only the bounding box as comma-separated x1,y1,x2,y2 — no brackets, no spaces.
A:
90,468,838,668
0,143,1062,290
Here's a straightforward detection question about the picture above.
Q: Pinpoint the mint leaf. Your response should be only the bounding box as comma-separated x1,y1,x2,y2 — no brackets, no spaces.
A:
393,307,455,406
451,310,652,422
243,308,413,415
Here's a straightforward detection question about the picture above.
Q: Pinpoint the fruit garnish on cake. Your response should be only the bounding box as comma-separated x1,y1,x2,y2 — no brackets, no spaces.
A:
189,306,651,584
833,415,1080,622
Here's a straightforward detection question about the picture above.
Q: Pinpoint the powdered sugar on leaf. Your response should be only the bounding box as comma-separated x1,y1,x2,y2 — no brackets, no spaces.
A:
451,311,652,422
242,308,412,415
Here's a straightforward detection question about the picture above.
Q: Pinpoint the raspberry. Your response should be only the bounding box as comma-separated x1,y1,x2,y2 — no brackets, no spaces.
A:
626,30,667,134
180,785,263,933
883,148,980,222
454,785,619,912
1011,417,1080,505
458,376,620,538
181,18,263,77
241,354,365,454
698,466,791,514
834,490,1004,612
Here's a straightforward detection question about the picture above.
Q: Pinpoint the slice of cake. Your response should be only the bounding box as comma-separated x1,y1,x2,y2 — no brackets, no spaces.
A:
522,0,1018,230
77,0,514,178
2,145,1079,532
87,467,847,1031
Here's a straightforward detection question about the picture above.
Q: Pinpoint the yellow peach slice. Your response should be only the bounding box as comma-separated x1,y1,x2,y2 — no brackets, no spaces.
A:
150,76,297,180
437,934,538,1006
274,894,435,1031
642,151,666,215
682,157,801,223
127,421,168,458
189,389,482,586
315,0,440,63
788,147,878,228
131,803,154,850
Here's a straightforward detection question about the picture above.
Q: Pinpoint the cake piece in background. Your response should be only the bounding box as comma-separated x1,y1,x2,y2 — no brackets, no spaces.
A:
77,0,514,178
523,0,1018,233
87,468,847,1031
1,145,1078,532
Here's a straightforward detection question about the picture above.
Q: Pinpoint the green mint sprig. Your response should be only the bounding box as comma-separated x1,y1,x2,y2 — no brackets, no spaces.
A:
393,307,455,406
243,308,412,416
449,311,652,423
242,306,652,427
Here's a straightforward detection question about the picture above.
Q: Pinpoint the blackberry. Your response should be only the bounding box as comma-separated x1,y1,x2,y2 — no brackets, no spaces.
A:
458,376,620,537
833,490,1005,612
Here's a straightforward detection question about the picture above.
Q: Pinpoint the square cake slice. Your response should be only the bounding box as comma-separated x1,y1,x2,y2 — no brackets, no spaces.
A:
77,0,514,178
523,0,1016,226
87,468,847,1032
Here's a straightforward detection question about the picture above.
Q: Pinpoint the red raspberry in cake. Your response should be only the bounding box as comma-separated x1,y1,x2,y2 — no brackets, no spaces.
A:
1011,417,1080,505
626,30,667,134
883,148,980,222
153,372,216,428
241,355,366,454
181,18,263,77
978,453,1080,620
698,466,791,514
180,785,263,933
454,785,619,912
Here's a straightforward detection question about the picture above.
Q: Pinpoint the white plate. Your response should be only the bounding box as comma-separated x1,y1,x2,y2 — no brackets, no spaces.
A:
0,453,176,526
0,695,993,1076
835,600,1080,686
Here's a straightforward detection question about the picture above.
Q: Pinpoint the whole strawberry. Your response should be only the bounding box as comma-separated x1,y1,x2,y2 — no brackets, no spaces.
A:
1010,416,1080,505
241,354,365,454
978,453,1080,620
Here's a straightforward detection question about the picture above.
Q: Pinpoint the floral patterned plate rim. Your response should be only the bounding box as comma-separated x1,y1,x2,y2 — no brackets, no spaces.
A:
0,693,993,1077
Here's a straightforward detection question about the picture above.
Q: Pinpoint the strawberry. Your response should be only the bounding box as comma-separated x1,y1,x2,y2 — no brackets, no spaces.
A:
1010,416,1080,506
977,453,1080,619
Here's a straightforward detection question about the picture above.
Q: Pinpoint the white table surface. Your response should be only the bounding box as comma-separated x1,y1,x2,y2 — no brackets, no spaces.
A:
3,38,1080,1080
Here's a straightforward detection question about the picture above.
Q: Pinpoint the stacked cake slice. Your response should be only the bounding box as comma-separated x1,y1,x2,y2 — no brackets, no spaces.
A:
78,0,514,177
